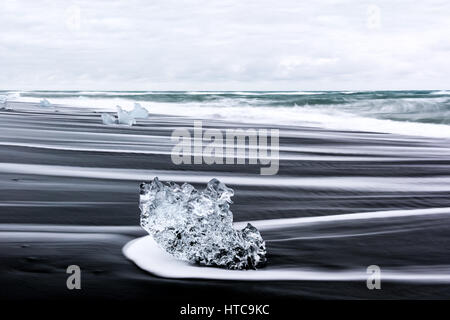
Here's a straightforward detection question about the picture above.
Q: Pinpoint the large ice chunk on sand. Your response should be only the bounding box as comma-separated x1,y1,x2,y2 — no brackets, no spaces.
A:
139,178,267,270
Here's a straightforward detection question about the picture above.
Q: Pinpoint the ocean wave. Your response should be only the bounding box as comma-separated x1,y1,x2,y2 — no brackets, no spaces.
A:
123,236,450,282
7,91,450,138
123,207,450,282
431,90,450,95
232,207,450,231
1,162,450,191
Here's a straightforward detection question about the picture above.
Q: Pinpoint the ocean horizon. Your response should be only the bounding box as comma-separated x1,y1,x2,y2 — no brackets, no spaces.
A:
2,90,450,138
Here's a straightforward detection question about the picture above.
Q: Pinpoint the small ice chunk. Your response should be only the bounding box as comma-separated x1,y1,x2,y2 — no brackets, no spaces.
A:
101,104,149,126
129,103,149,119
116,106,136,126
139,178,267,270
101,113,117,125
0,95,7,104
39,99,51,107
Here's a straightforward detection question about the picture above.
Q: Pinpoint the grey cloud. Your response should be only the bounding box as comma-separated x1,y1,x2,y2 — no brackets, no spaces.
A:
0,0,449,90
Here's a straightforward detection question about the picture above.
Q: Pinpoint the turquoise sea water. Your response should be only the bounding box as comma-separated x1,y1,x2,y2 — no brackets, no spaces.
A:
1,90,450,137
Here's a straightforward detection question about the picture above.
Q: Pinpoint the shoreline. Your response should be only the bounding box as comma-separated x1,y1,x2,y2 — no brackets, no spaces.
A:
0,101,449,299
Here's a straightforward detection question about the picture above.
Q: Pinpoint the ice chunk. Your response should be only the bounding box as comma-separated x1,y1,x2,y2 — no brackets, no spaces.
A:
139,178,267,270
0,96,6,109
101,113,117,125
39,99,51,107
116,106,136,126
129,103,149,119
101,104,149,126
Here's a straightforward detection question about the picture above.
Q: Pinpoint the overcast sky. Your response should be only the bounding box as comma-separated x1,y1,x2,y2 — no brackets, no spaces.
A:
0,0,449,90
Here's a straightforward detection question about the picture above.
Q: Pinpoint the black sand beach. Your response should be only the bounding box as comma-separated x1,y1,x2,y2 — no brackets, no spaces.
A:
1,101,450,302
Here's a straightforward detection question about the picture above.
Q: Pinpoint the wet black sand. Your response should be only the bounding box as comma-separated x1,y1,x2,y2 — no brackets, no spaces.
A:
1,102,450,303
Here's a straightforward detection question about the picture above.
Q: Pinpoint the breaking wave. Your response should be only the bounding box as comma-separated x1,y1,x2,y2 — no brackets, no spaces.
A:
2,90,450,138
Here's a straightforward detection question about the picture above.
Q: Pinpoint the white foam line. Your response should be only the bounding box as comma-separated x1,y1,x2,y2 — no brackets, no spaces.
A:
0,142,408,162
8,97,450,139
0,126,168,140
0,231,127,242
234,207,450,231
123,235,450,282
267,228,417,242
0,201,129,207
0,224,140,233
1,162,450,192
3,122,450,157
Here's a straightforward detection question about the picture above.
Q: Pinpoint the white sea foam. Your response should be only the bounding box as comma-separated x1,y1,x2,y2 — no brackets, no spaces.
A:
233,207,450,230
7,92,450,138
116,105,136,125
101,103,149,125
431,90,450,95
77,91,154,96
124,236,450,282
123,207,450,282
1,163,450,192
185,91,323,95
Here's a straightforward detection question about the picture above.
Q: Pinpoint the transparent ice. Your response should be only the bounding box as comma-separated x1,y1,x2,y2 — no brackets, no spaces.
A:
129,103,149,119
139,178,267,270
101,113,116,125
116,106,136,126
39,99,51,107
0,96,6,109
100,104,149,126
